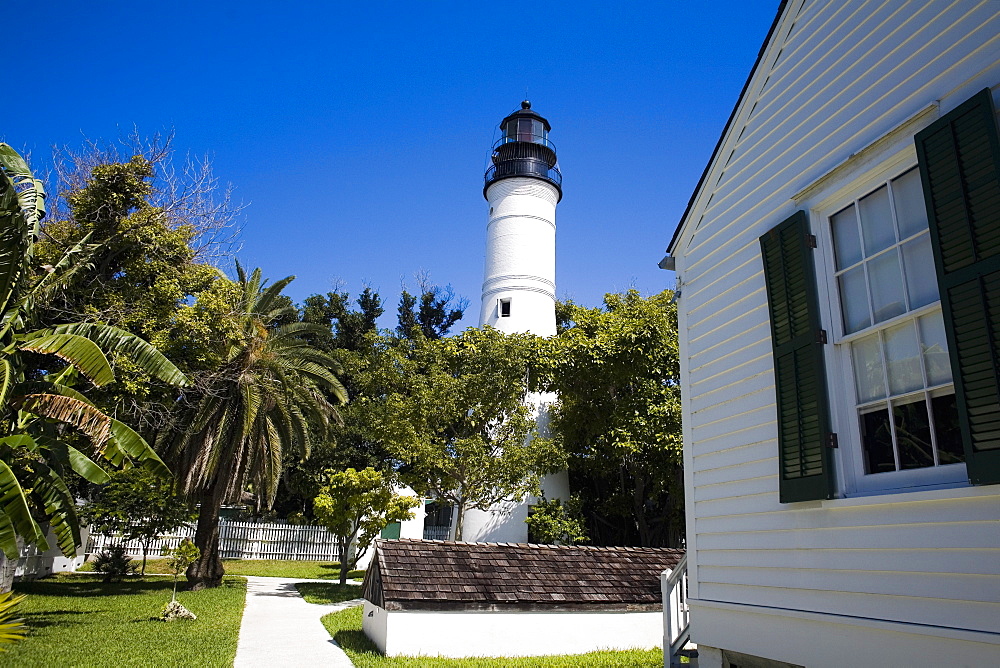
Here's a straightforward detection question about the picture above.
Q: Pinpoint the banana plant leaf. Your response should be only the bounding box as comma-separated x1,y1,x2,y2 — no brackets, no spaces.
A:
0,460,47,558
109,419,171,478
29,460,80,557
47,323,189,387
19,333,114,386
18,393,113,445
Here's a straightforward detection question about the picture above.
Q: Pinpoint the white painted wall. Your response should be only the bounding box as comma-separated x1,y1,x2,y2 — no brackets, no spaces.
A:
480,177,558,336
670,1,1000,665
368,605,662,658
15,526,87,580
363,601,389,654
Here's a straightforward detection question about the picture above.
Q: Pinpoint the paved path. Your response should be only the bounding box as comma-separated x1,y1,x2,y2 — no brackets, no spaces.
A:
234,576,363,668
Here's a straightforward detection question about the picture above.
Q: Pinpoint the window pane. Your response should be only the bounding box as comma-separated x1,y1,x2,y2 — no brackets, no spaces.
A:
868,251,906,323
859,185,895,255
901,235,939,309
831,204,862,269
931,394,964,464
893,397,934,470
852,333,885,402
840,266,871,333
892,168,928,239
883,321,922,395
860,406,895,473
918,312,952,385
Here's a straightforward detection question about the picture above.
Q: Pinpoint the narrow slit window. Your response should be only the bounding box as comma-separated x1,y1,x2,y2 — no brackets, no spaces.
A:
499,298,511,318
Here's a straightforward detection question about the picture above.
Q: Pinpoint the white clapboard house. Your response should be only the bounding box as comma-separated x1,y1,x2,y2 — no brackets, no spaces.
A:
663,1,1000,666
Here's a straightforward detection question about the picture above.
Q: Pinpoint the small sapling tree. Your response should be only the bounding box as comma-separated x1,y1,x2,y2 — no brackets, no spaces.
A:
162,538,200,621
313,468,420,584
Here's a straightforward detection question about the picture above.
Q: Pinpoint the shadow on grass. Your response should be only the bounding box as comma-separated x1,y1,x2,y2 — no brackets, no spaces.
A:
295,582,363,604
16,577,174,598
316,564,366,580
334,628,380,654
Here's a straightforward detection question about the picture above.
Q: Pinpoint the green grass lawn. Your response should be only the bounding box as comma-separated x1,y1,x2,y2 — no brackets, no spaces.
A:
321,606,664,668
5,574,246,668
80,557,365,580
295,582,364,604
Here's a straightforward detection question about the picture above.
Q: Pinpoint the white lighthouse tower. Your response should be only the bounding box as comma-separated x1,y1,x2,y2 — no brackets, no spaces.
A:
479,100,560,335
458,101,570,543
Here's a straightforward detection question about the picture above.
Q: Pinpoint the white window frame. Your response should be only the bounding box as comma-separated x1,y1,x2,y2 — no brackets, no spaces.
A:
807,148,968,497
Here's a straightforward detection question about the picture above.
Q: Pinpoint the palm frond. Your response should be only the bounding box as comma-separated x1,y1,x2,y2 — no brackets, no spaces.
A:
0,590,28,648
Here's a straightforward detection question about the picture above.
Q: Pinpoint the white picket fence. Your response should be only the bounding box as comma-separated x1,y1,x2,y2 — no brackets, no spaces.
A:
87,520,342,562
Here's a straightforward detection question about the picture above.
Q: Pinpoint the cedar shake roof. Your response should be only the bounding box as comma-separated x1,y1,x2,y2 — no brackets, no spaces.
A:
363,539,685,612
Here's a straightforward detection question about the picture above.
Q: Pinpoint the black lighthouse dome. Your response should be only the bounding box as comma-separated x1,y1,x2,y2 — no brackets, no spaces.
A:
484,100,562,200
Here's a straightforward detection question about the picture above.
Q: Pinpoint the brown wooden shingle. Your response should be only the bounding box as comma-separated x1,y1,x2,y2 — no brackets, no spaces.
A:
363,539,684,611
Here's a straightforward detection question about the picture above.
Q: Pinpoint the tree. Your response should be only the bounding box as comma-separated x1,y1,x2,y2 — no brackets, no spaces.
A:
525,496,588,545
0,144,188,589
32,134,239,435
547,290,683,547
159,266,347,589
396,275,467,340
81,468,197,574
374,327,564,540
313,467,419,584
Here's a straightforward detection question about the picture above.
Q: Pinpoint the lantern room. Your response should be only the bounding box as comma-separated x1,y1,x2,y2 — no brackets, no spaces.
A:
484,100,562,200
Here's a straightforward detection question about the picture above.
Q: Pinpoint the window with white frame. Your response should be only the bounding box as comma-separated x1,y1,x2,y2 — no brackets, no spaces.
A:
828,167,965,481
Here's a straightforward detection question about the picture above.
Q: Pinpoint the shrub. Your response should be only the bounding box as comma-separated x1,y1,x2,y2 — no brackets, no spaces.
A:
91,545,138,582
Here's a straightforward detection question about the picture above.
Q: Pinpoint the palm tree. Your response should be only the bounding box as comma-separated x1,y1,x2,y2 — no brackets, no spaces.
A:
161,266,347,589
0,144,188,585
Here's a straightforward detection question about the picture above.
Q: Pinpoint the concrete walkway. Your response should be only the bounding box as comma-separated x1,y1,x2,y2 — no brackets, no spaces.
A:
234,576,363,668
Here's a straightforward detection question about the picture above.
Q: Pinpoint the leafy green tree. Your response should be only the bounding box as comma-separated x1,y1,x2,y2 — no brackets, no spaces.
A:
0,145,188,590
31,137,237,438
81,468,197,574
374,327,564,540
547,290,683,547
525,496,588,545
159,266,347,589
396,277,467,340
313,467,419,584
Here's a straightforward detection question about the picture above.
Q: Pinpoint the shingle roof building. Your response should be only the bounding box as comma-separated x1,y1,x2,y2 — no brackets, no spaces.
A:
363,538,684,611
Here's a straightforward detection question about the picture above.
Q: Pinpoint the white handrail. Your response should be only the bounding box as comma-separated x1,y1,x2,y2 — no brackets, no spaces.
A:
661,554,690,667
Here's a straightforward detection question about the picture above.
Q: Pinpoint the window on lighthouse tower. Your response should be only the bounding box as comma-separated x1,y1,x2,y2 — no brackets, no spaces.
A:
499,298,511,318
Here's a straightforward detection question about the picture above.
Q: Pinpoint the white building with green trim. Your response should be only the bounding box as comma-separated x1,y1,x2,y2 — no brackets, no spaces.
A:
664,1,1000,666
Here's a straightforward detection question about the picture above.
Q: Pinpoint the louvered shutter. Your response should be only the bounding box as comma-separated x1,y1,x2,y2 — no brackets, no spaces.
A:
916,88,1000,485
760,211,835,502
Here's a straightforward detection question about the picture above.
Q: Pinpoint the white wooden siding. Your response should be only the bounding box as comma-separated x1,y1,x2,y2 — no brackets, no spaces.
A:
673,0,1000,660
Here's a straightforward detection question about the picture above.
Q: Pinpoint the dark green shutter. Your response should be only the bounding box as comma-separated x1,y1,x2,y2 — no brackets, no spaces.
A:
916,88,1000,485
380,522,401,539
760,211,835,502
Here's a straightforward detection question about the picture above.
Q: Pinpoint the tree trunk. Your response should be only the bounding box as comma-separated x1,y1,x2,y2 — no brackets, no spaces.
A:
338,537,350,585
453,500,465,541
187,489,225,590
141,538,150,576
0,546,18,593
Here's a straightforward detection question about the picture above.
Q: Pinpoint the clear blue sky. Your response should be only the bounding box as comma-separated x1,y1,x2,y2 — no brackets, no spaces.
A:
8,2,778,330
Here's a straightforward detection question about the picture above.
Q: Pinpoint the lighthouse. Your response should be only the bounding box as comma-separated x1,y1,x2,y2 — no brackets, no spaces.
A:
457,101,569,543
479,100,561,336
